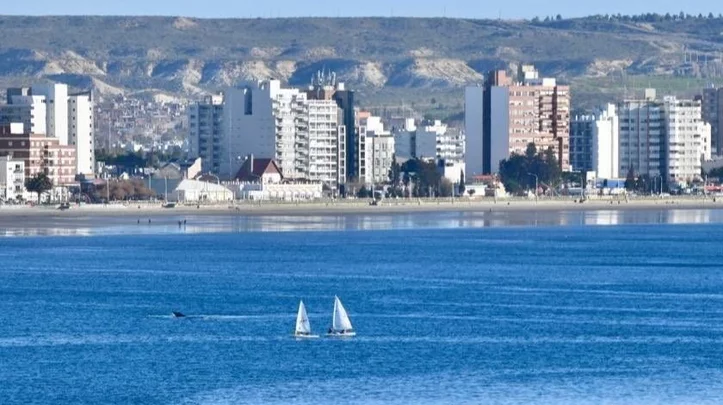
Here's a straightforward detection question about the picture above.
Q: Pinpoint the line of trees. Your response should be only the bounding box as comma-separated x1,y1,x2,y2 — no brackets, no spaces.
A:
375,157,453,198
498,143,561,195
532,12,722,24
92,179,156,201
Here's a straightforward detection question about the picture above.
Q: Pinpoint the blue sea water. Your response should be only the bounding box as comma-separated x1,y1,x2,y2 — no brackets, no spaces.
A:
2,211,723,404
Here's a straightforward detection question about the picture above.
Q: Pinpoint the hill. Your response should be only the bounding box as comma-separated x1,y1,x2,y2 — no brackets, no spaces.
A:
1,15,723,110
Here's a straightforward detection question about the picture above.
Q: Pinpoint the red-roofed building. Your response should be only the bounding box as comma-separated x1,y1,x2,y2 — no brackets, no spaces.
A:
234,155,283,184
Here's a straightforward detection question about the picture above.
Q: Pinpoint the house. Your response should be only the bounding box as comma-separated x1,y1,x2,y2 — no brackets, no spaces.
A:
155,157,203,180
232,155,322,201
234,155,283,184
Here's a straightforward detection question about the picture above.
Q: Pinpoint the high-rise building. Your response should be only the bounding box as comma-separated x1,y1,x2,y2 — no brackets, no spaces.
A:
359,114,395,185
619,90,711,187
35,84,69,145
464,86,484,176
188,94,223,175
570,104,619,179
68,92,95,176
465,65,570,175
702,86,723,156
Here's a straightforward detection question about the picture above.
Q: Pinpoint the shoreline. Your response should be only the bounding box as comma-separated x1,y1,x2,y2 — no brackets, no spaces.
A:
0,197,723,219
1,198,722,236
1,197,722,219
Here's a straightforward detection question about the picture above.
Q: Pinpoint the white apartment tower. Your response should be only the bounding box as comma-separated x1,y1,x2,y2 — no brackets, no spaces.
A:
306,99,344,184
36,84,69,145
361,115,396,184
68,92,95,176
570,104,619,179
619,90,711,187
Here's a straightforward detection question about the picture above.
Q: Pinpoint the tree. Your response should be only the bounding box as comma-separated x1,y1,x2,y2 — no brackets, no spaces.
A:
26,173,53,203
555,14,563,21
357,186,370,199
498,143,563,195
400,158,442,197
458,170,466,195
439,178,453,197
625,166,636,191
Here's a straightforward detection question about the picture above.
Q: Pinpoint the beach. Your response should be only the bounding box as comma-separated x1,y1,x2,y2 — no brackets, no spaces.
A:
0,196,722,236
0,196,721,218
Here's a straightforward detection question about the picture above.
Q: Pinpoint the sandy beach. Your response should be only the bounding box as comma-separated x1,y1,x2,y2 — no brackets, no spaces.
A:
0,196,721,237
0,196,721,219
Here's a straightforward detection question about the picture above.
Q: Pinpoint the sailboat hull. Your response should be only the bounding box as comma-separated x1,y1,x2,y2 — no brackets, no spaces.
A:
327,331,356,337
294,334,320,339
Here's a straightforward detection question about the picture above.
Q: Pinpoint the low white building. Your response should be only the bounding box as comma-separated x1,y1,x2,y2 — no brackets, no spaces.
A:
438,160,466,184
0,155,25,200
236,182,323,201
169,179,234,203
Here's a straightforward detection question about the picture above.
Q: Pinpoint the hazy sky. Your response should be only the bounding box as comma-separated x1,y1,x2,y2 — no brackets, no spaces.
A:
3,0,722,19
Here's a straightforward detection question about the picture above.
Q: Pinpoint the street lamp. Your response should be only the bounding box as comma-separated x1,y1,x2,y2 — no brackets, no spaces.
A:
527,172,539,202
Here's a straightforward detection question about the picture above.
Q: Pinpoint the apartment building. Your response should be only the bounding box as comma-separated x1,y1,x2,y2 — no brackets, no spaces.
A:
465,65,570,174
570,104,619,179
0,155,25,200
68,92,95,176
619,90,711,186
702,86,723,156
0,89,47,134
360,114,395,184
0,124,77,186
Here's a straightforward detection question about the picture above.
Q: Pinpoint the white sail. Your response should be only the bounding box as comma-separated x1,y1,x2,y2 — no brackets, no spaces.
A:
295,301,311,335
332,296,353,331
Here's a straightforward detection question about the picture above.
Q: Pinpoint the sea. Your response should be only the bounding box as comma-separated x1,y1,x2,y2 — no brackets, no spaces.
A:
1,209,723,404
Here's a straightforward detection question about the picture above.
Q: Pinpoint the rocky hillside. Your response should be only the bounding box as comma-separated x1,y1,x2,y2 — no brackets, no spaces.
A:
1,15,722,103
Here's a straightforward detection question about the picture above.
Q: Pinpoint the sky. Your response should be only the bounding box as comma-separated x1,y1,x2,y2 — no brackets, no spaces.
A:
2,0,723,19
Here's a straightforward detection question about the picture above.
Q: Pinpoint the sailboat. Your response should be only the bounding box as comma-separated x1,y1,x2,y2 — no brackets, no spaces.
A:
328,296,356,337
294,300,319,339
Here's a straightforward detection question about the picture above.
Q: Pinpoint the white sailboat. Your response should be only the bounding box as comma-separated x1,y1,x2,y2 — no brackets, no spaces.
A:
328,296,356,337
294,300,319,339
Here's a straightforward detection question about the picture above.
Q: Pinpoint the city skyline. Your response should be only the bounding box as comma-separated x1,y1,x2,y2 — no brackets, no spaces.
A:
3,0,723,20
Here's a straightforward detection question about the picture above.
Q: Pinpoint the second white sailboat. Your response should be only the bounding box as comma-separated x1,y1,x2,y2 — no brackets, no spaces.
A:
327,296,356,337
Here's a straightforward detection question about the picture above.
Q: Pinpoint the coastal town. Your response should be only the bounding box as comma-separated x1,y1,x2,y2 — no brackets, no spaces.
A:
1,66,723,208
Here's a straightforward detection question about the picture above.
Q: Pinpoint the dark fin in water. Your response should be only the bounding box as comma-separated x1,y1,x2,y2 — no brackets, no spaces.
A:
171,311,186,318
